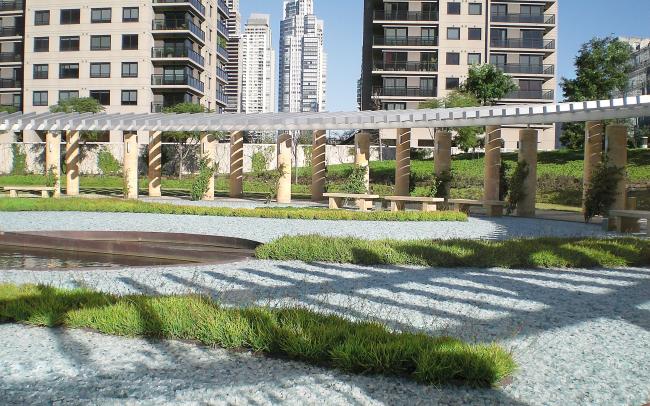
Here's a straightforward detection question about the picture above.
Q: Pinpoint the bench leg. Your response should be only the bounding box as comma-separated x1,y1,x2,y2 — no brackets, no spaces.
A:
329,197,342,210
9,190,17,198
457,204,471,215
356,199,372,212
41,190,50,198
421,203,437,212
485,205,503,217
390,201,399,212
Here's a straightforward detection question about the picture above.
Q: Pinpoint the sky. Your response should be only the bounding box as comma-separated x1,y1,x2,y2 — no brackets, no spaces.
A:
239,0,650,112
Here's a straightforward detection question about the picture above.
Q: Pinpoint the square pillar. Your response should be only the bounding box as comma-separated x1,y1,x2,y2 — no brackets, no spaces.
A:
311,130,327,201
395,128,411,196
200,132,217,201
483,126,501,202
606,124,628,230
148,131,162,197
65,131,80,196
277,133,292,203
45,131,61,198
355,131,371,192
583,121,604,212
123,132,139,199
516,129,538,217
435,131,452,197
229,130,244,198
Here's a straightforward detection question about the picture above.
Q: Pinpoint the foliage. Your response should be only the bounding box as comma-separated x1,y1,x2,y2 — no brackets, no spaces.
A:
97,148,122,176
340,165,369,195
429,170,452,199
462,65,518,106
499,161,510,201
256,235,650,269
190,157,216,201
10,144,26,175
122,169,131,198
303,145,314,169
505,161,529,215
162,103,207,180
259,163,286,204
44,167,58,188
0,105,17,113
251,147,274,175
583,158,625,223
49,97,104,114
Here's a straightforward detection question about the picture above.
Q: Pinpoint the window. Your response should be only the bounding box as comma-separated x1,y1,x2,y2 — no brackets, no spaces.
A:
90,90,110,105
468,53,482,65
34,10,50,25
446,78,460,90
60,36,80,51
383,102,406,110
59,90,79,101
469,3,483,15
468,28,482,40
122,62,138,78
90,35,111,50
34,37,49,52
123,7,139,22
446,52,460,65
490,54,506,66
33,91,48,106
33,64,48,79
60,9,80,24
447,2,461,14
59,63,79,79
121,90,137,105
447,27,460,40
91,8,112,23
122,34,138,50
90,63,111,78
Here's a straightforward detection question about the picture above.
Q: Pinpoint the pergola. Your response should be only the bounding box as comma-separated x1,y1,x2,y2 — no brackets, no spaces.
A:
3,95,649,218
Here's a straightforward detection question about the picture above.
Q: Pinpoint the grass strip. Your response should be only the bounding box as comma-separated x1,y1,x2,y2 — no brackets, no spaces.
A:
256,236,650,269
0,197,467,222
0,284,514,387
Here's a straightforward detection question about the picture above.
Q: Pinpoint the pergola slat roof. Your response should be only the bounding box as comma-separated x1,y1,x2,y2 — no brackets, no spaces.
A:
2,96,649,132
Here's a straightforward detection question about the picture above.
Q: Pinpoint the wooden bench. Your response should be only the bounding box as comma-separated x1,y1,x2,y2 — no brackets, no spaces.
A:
4,186,55,198
383,196,444,212
323,193,381,212
447,199,506,217
608,210,650,235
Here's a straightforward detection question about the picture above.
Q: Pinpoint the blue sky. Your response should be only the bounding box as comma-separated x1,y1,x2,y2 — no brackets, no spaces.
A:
240,0,650,112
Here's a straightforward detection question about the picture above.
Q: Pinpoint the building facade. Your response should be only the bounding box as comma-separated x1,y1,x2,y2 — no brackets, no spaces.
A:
278,0,327,113
361,0,558,149
0,0,24,111
240,14,275,114
224,0,240,112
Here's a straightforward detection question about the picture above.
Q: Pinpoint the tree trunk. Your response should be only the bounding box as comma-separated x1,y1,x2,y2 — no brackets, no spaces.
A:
177,144,183,180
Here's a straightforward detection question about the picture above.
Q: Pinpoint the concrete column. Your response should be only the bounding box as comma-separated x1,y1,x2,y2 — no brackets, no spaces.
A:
277,133,292,203
65,131,80,196
45,131,61,197
516,129,538,217
434,131,452,176
200,132,217,201
355,131,371,192
311,129,327,201
395,128,411,196
229,131,244,198
483,126,501,202
606,124,628,213
583,121,604,211
148,131,162,197
123,132,139,199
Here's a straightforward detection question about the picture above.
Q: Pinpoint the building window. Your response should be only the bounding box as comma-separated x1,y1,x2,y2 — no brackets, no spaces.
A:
90,35,111,51
33,91,48,106
90,90,110,106
60,9,80,25
33,65,48,79
447,2,461,15
383,102,406,110
59,64,79,79
122,7,139,22
91,8,112,23
469,3,483,15
121,90,137,105
121,62,138,78
34,37,49,52
468,28,482,40
446,78,460,90
34,10,50,26
59,90,79,101
60,36,80,51
446,52,460,65
122,34,138,50
468,53,482,65
90,63,111,78
447,27,460,40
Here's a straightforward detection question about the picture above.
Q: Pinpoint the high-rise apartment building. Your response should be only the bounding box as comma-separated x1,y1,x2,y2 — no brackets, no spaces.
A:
278,0,327,113
0,0,24,111
619,37,650,98
240,14,275,114
361,0,558,149
224,0,240,113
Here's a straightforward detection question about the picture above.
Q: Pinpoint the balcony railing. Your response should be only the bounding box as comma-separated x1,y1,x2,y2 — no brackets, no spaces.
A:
0,26,21,36
0,78,20,88
505,90,555,100
216,67,228,82
151,74,204,93
494,63,555,75
217,45,229,61
491,38,555,50
216,91,227,104
0,52,21,62
217,20,228,36
152,46,204,66
491,13,555,24
152,18,205,42
217,0,228,15
374,36,438,47
373,10,439,21
152,0,205,17
372,87,436,98
373,61,438,72
0,1,23,12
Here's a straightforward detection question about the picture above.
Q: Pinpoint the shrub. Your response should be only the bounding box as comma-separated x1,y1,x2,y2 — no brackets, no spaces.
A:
506,161,529,215
97,148,122,176
433,170,452,199
259,163,286,204
584,158,625,222
340,165,369,195
44,167,58,188
10,144,26,175
190,157,217,201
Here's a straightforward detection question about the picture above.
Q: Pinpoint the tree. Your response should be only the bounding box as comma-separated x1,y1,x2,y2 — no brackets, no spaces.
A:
50,97,104,114
462,64,518,106
0,105,17,113
420,91,483,152
162,103,207,180
560,37,634,149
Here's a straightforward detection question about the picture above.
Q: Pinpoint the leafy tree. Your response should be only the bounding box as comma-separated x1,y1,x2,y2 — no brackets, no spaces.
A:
420,91,483,152
162,103,207,180
50,97,104,114
462,64,518,106
0,105,17,113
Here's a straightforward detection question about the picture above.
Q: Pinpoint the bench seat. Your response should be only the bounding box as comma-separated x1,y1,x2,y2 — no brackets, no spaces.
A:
383,196,444,212
447,199,506,217
608,210,650,235
323,193,381,212
4,186,55,198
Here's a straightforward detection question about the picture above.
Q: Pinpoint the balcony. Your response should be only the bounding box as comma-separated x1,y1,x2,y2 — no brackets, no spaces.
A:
373,61,438,72
0,52,21,63
0,78,20,88
491,13,555,25
374,36,438,47
217,45,229,61
152,0,205,19
152,46,205,67
372,87,436,98
151,73,204,94
217,0,228,15
491,38,555,50
0,26,21,36
216,66,228,82
152,18,205,43
505,90,555,100
0,1,23,12
373,10,439,22
494,63,555,75
217,20,228,37
216,90,227,105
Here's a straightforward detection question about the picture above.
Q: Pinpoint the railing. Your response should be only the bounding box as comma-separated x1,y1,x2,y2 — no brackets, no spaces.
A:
217,45,229,61
0,52,21,62
0,78,20,88
152,18,205,42
0,1,23,12
152,0,205,17
217,20,228,35
372,87,436,98
0,26,21,36
494,63,555,75
151,103,164,113
216,0,228,14
491,38,555,49
374,36,438,47
216,67,228,82
151,74,204,93
373,61,438,72
216,91,227,104
373,10,439,21
491,13,555,24
505,90,555,100
152,46,204,66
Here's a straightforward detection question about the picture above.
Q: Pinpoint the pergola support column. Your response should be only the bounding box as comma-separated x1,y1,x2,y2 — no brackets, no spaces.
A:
65,131,80,196
483,126,501,203
434,130,452,197
311,130,326,201
606,124,629,230
277,133,292,203
123,132,139,200
229,130,244,198
395,128,411,196
517,129,538,217
148,131,162,197
355,131,371,192
45,131,61,198
200,132,216,201
583,121,604,212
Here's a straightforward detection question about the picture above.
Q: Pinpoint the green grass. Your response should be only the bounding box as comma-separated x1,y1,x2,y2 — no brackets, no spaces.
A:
0,197,467,222
0,284,515,387
256,236,650,269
